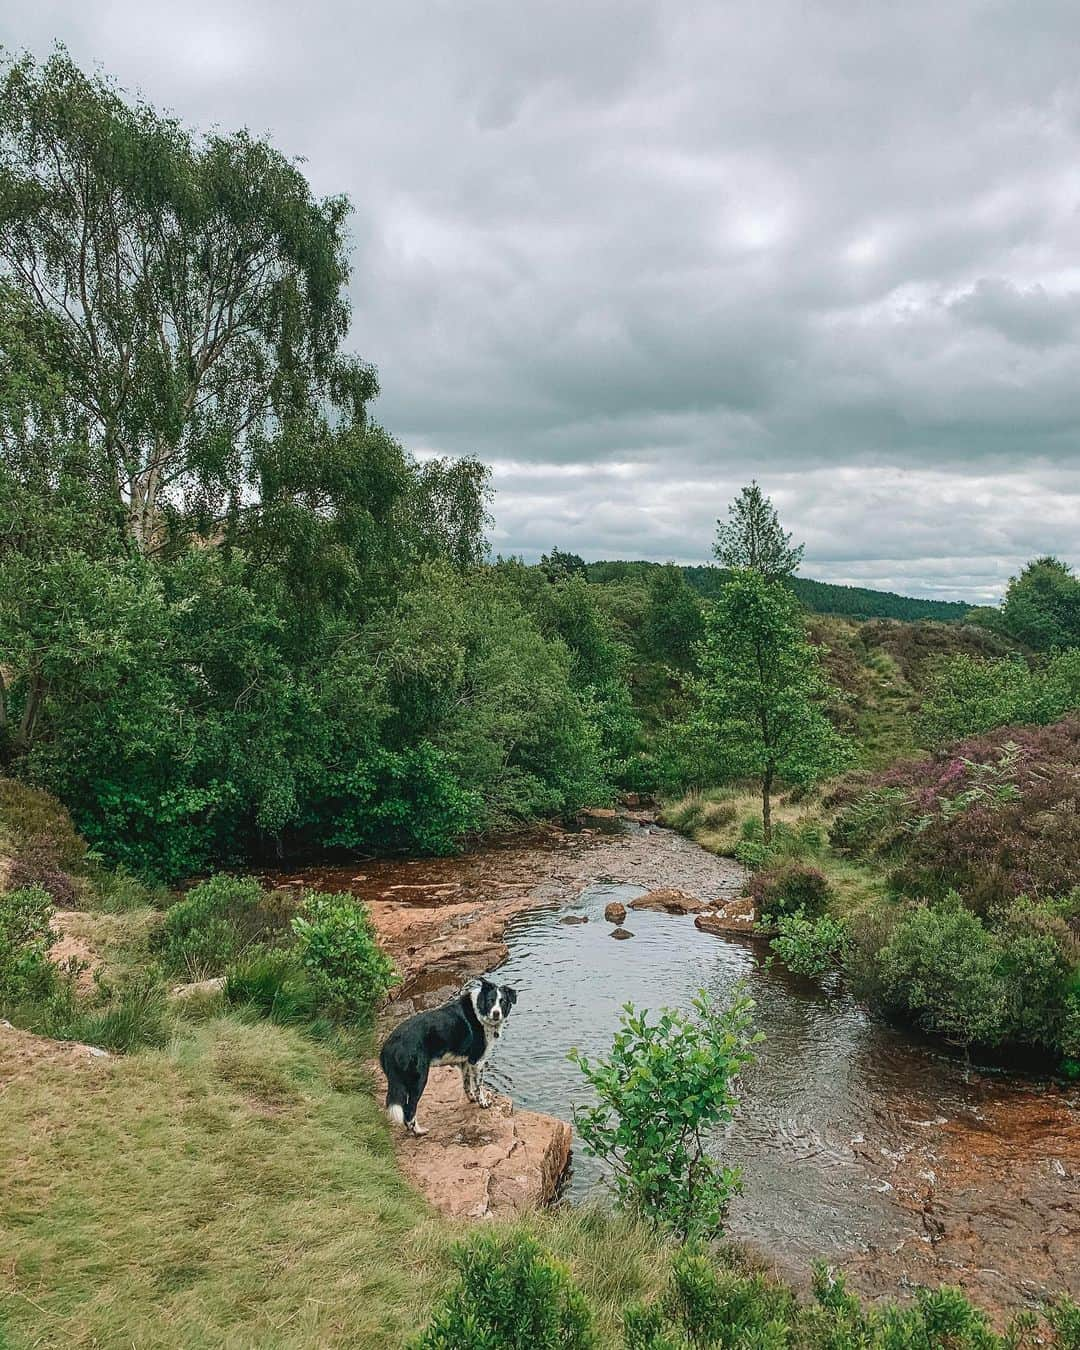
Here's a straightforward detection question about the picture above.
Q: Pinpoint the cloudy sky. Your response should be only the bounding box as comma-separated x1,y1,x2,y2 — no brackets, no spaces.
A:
4,1,1080,600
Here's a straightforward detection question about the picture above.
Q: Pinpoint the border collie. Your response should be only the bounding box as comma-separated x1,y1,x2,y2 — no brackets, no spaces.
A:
379,977,518,1135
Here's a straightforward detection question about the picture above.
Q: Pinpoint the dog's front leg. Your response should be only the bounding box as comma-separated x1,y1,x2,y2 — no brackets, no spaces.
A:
475,1061,493,1109
462,1063,478,1102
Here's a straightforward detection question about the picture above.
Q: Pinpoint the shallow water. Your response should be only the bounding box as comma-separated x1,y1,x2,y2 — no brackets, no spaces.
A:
270,823,1080,1312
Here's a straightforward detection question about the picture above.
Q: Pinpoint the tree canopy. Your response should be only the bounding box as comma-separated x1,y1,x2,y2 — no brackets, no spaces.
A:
713,482,804,581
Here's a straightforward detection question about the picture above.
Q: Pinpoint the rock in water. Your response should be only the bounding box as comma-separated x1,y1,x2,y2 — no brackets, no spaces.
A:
559,914,589,925
604,901,627,924
629,887,705,914
610,926,634,940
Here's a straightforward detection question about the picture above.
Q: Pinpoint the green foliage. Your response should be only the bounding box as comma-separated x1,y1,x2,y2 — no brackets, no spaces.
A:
642,564,704,669
996,556,1080,652
713,483,804,582
770,913,851,979
224,947,320,1025
413,1230,596,1350
159,875,298,980
0,883,54,999
685,571,852,837
852,894,1077,1055
749,862,831,920
291,890,397,1022
917,649,1080,746
570,991,759,1241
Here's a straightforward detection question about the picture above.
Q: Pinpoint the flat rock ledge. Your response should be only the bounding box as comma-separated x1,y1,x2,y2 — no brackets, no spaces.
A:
373,1065,571,1221
629,886,706,914
694,895,757,934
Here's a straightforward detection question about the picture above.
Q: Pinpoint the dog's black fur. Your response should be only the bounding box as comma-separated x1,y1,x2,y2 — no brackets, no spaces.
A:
379,977,518,1134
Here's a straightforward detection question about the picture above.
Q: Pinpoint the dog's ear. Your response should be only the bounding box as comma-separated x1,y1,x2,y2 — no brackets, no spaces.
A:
503,986,518,1008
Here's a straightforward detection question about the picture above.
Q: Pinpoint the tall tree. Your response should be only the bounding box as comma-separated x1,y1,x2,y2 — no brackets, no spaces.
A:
0,48,376,549
997,556,1080,652
690,570,850,839
642,562,703,667
713,482,804,581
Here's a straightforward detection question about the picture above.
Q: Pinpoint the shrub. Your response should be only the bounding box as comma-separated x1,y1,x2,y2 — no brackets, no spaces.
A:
65,976,169,1053
0,884,55,1000
0,778,87,871
570,990,759,1241
770,913,851,979
159,875,299,979
852,894,1076,1055
412,1230,595,1350
748,862,830,920
291,891,397,1022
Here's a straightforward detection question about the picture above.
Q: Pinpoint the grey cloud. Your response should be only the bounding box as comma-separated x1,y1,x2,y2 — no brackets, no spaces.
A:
4,0,1080,598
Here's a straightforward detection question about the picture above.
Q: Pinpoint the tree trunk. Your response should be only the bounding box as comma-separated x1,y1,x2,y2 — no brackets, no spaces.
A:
761,764,774,843
13,666,44,757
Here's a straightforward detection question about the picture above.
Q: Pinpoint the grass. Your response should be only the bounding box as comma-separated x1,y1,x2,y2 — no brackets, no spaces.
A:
0,1014,672,1349
660,788,888,927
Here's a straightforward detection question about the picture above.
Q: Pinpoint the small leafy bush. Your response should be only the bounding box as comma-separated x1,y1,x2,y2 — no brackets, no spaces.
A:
291,890,397,1022
570,990,759,1241
748,862,830,920
0,884,55,1000
0,778,87,872
159,875,299,979
412,1230,595,1350
770,913,851,979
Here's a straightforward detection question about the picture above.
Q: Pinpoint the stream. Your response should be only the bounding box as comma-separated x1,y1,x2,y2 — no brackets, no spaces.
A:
266,817,1080,1315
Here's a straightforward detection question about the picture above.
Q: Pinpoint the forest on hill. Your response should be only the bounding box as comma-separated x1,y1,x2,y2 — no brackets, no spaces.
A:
587,559,972,622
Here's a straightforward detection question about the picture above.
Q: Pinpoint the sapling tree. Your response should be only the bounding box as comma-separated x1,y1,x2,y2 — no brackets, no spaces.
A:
713,482,804,581
570,989,760,1241
690,570,851,840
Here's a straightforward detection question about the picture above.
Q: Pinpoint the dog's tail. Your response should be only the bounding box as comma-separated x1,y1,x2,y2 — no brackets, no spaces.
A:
386,1103,405,1125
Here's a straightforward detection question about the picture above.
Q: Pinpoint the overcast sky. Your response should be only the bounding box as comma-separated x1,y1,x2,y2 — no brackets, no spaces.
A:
4,1,1080,600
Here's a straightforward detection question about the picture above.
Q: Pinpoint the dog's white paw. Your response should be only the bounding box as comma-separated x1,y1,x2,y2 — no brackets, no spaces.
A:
410,1123,429,1136
477,1090,493,1108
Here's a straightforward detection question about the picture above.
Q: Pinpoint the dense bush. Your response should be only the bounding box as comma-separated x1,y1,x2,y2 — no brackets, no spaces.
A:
291,891,397,1022
850,894,1079,1057
570,991,758,1240
770,913,851,979
159,875,299,980
413,1231,595,1350
748,862,830,919
224,948,320,1025
917,649,1080,747
0,883,54,999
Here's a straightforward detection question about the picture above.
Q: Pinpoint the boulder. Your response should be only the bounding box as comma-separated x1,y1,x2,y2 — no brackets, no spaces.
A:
580,807,618,822
629,887,705,915
559,914,589,925
610,926,634,940
603,901,627,924
694,896,757,935
376,1065,571,1220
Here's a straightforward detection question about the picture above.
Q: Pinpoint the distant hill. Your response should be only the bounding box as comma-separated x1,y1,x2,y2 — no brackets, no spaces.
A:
585,560,971,623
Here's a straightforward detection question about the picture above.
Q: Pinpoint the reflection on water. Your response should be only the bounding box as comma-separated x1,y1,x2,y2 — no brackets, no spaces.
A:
485,881,1080,1299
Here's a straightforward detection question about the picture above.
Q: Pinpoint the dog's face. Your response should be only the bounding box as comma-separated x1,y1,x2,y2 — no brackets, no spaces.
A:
468,977,518,1028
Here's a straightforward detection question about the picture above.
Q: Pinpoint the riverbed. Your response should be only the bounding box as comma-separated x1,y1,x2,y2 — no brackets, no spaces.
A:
265,818,1080,1315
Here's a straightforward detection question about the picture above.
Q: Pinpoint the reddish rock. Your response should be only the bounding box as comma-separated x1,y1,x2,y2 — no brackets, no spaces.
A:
374,1065,571,1220
604,901,627,924
694,896,757,934
581,806,618,821
559,914,588,925
610,926,634,940
629,887,705,914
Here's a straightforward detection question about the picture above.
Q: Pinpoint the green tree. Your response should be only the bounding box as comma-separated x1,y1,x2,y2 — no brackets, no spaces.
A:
713,483,804,581
570,990,759,1241
0,47,376,550
539,546,587,582
690,571,851,839
642,563,703,668
996,556,1080,652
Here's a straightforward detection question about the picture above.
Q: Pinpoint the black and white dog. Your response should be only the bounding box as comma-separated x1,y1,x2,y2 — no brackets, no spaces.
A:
379,977,518,1135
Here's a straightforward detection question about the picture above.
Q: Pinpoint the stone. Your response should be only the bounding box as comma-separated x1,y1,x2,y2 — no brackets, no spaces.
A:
580,807,618,821
694,896,757,935
604,901,627,924
374,1065,571,1220
559,914,588,925
629,887,705,914
169,976,227,1000
610,926,634,940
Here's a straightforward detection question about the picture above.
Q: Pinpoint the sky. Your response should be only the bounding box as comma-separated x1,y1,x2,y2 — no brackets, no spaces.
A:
3,1,1080,601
